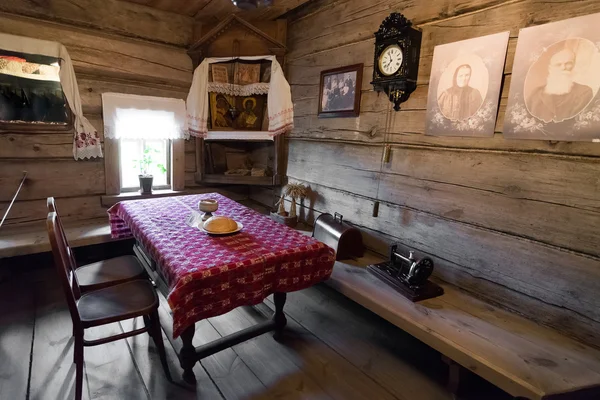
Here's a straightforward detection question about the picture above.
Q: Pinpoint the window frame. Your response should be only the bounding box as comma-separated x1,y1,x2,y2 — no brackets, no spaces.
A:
119,138,172,193
104,137,185,197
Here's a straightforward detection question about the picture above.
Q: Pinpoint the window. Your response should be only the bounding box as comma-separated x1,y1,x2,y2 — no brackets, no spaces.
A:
120,137,170,191
0,50,69,126
101,93,188,196
115,108,176,192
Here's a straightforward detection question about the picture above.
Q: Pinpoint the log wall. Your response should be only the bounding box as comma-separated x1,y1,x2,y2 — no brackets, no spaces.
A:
252,0,600,348
0,5,196,229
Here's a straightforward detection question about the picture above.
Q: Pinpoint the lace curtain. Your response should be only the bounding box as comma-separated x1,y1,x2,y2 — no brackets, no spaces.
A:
102,93,188,140
207,82,270,96
0,33,102,160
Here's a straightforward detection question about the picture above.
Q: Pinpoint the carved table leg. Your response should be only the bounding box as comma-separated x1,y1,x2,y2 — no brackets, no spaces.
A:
273,292,287,341
179,324,197,385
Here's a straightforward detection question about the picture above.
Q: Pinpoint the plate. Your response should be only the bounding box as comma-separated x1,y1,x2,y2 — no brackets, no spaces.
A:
200,221,243,235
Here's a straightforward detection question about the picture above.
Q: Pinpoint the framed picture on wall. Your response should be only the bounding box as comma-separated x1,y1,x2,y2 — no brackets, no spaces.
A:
504,12,600,141
234,95,266,130
209,92,235,130
211,64,229,83
425,32,510,137
318,64,363,118
234,63,260,85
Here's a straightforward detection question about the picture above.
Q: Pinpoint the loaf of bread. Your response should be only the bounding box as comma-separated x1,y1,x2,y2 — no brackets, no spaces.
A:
203,216,237,233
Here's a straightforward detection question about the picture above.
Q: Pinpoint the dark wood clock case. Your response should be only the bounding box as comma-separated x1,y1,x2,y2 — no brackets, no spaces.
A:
371,13,422,111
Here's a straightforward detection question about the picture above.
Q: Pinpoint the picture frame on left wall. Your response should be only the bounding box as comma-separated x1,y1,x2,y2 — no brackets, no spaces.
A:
318,64,363,118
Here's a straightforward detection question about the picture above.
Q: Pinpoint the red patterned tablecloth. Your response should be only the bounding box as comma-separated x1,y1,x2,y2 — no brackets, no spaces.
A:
107,193,335,338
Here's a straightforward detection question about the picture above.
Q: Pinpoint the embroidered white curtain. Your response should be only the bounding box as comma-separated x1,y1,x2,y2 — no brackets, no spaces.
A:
186,55,294,138
102,93,188,140
0,33,102,160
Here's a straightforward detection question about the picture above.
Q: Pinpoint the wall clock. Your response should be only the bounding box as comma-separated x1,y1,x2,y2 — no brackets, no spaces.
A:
371,13,422,111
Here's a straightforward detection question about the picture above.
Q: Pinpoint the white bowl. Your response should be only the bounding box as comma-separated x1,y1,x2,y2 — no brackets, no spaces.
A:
198,199,218,213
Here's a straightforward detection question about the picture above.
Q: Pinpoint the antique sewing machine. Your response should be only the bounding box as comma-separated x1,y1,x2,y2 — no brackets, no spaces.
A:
367,243,444,301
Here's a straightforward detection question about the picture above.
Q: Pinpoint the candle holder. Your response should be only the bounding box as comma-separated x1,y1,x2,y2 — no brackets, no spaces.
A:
198,199,219,221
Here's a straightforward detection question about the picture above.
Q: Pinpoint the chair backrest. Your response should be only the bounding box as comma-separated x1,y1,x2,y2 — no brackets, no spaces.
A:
47,212,82,326
47,197,57,213
47,197,78,268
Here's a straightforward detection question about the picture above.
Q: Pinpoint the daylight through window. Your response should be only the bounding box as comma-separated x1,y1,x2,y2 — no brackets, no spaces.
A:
116,108,175,192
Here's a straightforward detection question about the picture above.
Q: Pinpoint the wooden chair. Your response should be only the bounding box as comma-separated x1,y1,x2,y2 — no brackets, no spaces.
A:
47,211,171,400
47,197,145,292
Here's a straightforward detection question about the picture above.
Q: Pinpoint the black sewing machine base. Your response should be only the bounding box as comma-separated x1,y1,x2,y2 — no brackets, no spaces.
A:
367,262,444,302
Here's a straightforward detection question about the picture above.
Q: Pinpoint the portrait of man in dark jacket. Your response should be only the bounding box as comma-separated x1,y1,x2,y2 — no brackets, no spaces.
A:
525,48,594,123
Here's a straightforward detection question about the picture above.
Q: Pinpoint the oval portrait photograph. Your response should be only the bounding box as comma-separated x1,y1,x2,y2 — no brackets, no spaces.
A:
524,38,600,123
437,54,489,121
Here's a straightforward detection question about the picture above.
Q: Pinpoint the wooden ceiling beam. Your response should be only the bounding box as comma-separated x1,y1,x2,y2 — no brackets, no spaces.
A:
193,0,312,22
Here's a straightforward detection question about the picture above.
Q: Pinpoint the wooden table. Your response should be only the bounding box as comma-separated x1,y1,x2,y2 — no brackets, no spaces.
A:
108,193,335,384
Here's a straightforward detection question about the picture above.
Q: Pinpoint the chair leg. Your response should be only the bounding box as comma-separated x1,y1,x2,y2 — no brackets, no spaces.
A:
143,315,152,337
74,332,84,400
149,309,172,382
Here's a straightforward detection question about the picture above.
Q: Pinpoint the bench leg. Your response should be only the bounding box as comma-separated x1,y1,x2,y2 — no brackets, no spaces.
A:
442,355,463,395
179,324,197,385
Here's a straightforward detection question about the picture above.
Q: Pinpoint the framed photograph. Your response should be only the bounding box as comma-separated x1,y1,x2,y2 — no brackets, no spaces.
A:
211,64,229,83
234,95,266,130
425,32,509,137
234,63,261,85
318,64,363,118
504,12,600,141
209,92,235,130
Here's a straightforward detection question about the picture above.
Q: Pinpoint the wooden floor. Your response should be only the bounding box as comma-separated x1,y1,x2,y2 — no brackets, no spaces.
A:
0,264,511,400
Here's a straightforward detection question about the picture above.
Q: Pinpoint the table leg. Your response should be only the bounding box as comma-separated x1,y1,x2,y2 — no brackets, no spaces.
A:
179,324,197,385
273,292,287,341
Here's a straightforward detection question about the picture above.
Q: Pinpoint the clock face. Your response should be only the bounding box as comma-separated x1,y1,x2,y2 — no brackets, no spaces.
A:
378,44,403,76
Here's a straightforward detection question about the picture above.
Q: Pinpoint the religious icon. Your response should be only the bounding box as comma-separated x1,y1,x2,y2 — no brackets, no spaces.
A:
234,95,265,130
425,32,509,137
209,93,235,130
211,64,229,83
504,12,600,141
234,63,261,85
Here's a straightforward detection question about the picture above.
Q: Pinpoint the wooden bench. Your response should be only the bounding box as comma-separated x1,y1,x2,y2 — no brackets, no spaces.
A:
328,251,600,400
0,218,116,259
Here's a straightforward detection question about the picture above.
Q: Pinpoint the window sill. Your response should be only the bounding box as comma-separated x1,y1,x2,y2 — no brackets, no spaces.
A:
101,189,186,207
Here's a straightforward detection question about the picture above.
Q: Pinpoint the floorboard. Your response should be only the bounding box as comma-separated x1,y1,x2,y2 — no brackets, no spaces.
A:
208,307,334,400
156,294,267,400
83,322,150,400
264,284,452,400
0,272,35,400
28,271,90,400
210,304,400,400
0,263,509,400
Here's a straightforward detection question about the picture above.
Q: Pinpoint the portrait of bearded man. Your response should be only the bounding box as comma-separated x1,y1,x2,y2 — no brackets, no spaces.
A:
437,64,484,121
526,48,594,123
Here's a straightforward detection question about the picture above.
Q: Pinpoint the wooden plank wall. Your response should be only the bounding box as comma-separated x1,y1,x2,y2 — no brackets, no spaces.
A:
0,3,197,229
251,0,600,349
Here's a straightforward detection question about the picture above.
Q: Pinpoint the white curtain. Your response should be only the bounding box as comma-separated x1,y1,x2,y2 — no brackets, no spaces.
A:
186,55,294,137
0,32,102,160
102,93,188,140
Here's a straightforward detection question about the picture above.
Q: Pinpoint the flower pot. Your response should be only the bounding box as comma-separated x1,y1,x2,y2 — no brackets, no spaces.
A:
139,175,153,194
